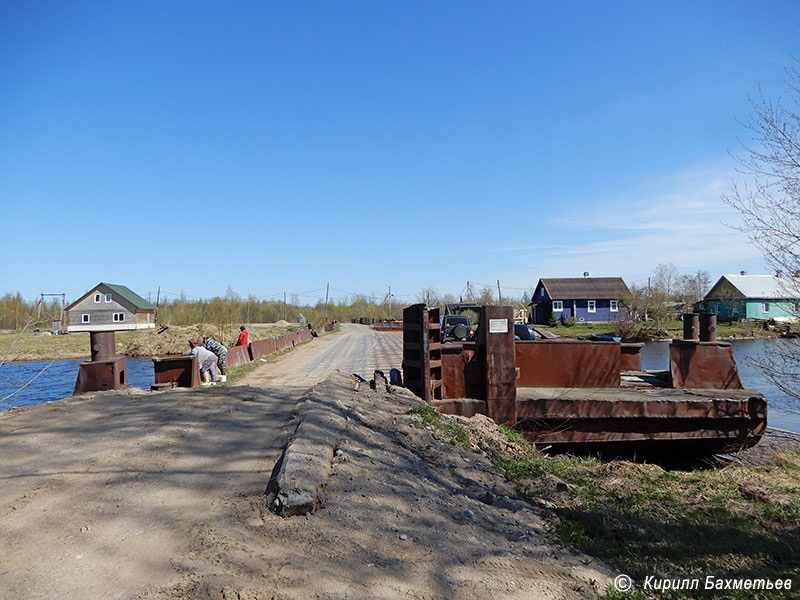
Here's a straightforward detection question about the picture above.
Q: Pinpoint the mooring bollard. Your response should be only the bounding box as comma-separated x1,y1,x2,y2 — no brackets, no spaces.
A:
699,313,717,342
74,331,127,394
682,313,699,341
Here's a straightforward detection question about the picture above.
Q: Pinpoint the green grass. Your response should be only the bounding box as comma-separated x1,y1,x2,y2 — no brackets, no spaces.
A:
409,405,472,450
479,426,800,600
550,455,800,599
535,319,775,341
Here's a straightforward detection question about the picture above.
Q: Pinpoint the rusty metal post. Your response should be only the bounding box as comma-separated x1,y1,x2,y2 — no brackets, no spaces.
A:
682,313,699,341
402,304,442,402
699,313,717,342
477,305,517,427
90,331,116,361
75,330,128,394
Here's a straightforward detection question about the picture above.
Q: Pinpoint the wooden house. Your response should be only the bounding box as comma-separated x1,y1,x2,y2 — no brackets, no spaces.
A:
697,272,800,322
529,277,630,325
66,283,157,333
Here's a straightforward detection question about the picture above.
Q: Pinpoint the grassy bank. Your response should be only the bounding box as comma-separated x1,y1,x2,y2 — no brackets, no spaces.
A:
421,409,800,599
0,323,306,363
536,319,779,341
500,446,800,599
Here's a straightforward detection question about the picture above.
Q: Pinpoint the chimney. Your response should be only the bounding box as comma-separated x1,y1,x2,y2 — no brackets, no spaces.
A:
777,270,784,278
583,272,590,278
740,270,748,276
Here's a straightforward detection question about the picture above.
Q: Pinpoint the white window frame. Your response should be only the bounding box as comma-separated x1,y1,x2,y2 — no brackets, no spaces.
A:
94,293,101,303
588,300,596,313
113,312,125,322
82,314,90,323
552,300,563,311
610,300,618,312
713,303,720,314
105,293,112,303
762,302,770,314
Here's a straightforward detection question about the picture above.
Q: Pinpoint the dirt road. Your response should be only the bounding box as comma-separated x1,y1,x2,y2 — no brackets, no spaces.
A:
0,324,615,600
240,323,403,388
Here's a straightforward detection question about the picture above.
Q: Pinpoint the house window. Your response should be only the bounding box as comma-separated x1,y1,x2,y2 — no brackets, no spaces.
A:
610,300,618,312
552,300,563,311
793,302,800,313
82,314,90,323
94,293,101,303
105,294,112,303
113,313,125,322
588,300,596,313
540,288,545,297
713,303,720,314
762,302,770,313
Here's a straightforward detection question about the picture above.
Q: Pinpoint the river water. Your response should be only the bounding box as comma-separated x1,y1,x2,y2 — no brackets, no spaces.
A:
0,358,154,412
1,340,798,432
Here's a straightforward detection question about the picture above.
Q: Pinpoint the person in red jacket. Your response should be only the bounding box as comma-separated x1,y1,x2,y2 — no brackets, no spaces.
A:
236,325,248,347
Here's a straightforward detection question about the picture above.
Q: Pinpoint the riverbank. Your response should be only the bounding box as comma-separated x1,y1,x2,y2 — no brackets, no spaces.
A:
0,322,305,362
536,319,784,342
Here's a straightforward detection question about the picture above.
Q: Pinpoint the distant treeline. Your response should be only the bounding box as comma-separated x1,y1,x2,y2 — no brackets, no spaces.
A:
0,291,406,332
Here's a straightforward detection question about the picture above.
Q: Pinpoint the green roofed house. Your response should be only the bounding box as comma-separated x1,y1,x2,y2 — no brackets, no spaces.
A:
66,283,157,333
697,272,800,322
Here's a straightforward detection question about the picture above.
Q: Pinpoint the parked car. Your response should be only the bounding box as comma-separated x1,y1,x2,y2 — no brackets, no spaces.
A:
440,314,473,341
514,322,537,341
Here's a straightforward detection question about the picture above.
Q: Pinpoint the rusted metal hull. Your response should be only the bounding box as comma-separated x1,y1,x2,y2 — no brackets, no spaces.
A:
153,356,199,388
670,340,743,389
441,342,482,399
517,387,766,450
402,304,767,454
226,345,252,367
620,343,643,371
74,356,127,394
515,340,620,388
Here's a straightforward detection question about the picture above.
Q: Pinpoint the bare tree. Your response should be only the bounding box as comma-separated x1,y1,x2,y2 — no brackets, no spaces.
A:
677,270,712,305
652,263,680,299
725,62,800,399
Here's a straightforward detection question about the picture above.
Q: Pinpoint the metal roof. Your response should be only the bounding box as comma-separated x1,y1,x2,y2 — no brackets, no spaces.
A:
707,275,800,299
537,277,630,300
67,283,157,311
102,283,157,310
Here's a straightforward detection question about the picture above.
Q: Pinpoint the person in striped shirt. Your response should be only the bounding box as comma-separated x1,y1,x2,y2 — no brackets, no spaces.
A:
202,335,228,383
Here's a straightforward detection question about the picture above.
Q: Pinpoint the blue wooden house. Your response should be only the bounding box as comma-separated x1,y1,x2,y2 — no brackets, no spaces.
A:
529,277,630,325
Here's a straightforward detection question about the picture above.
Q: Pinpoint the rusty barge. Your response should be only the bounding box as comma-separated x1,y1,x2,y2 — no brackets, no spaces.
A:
402,304,766,454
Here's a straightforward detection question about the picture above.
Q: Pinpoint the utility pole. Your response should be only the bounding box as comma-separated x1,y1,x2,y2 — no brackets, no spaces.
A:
325,282,330,321
466,281,472,302
388,286,392,319
283,292,287,321
156,286,161,325
497,280,502,304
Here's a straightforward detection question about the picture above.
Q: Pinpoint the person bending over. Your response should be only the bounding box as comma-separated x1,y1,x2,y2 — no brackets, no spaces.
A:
188,339,218,386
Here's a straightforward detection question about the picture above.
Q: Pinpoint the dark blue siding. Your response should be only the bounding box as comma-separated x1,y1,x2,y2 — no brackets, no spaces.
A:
532,298,622,324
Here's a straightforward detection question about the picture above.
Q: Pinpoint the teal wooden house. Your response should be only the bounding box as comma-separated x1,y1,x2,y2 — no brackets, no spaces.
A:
698,272,800,321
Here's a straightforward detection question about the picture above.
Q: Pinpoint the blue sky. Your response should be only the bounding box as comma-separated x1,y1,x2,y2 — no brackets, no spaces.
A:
1,1,798,306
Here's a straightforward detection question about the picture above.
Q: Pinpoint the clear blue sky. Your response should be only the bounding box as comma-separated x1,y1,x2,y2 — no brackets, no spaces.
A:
1,1,798,306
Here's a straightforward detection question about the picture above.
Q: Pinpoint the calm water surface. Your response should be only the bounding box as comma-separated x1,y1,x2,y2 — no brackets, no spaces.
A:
641,339,800,433
0,358,154,412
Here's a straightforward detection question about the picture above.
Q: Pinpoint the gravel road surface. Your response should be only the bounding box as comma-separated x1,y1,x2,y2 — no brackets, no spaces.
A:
240,323,403,388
